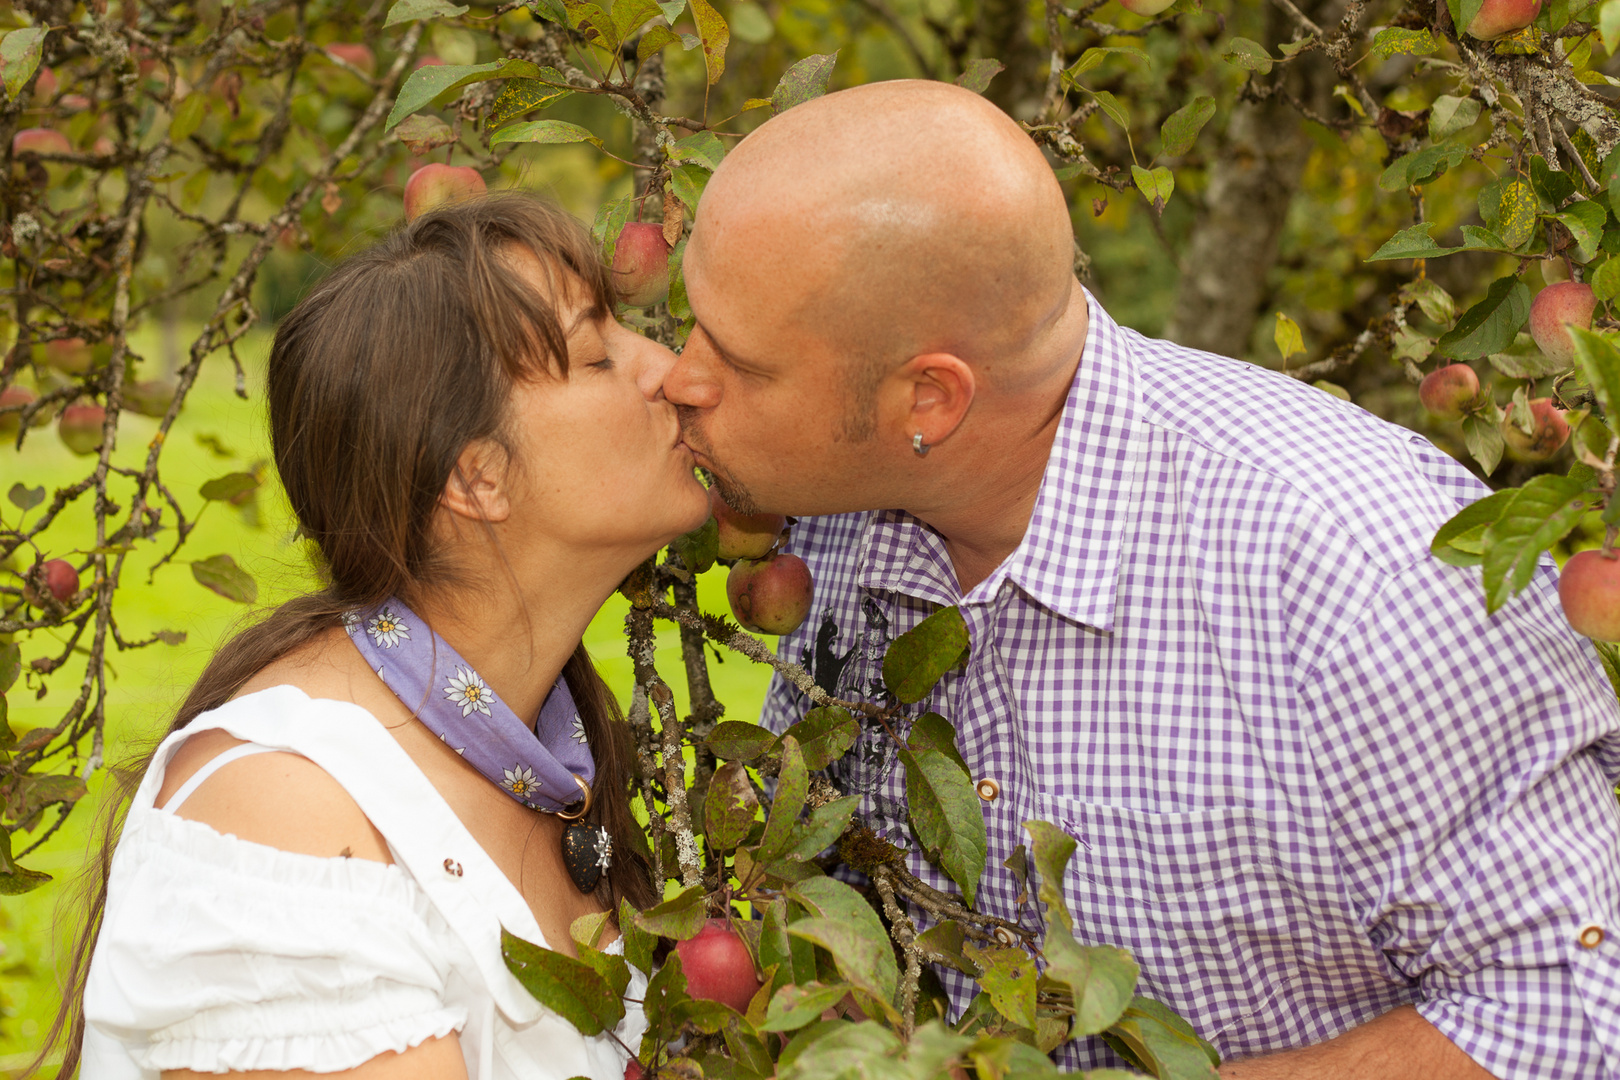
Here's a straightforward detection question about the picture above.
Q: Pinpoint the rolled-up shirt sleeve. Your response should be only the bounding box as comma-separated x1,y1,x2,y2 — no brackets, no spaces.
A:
1299,553,1620,1080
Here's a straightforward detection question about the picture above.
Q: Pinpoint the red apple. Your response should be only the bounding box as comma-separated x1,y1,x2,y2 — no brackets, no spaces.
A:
92,136,115,157
710,486,785,560
727,552,813,635
45,337,95,375
1466,0,1542,39
674,920,761,1014
0,385,36,438
612,223,672,307
403,163,486,221
24,559,78,605
1501,397,1570,461
33,66,56,99
123,379,177,418
414,55,446,69
624,1060,644,1080
1117,0,1176,12
12,127,70,157
58,402,106,456
325,43,376,75
1418,364,1480,421
59,93,91,113
1529,281,1596,369
1561,548,1620,641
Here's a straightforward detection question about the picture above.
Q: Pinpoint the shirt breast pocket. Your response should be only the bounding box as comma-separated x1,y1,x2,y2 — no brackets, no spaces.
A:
1041,796,1306,1046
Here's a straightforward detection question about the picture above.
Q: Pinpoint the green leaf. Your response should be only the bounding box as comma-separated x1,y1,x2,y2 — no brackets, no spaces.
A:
1429,95,1482,141
778,1022,902,1080
1089,90,1129,131
0,824,50,895
1,28,47,103
1592,639,1620,701
490,73,572,124
169,92,208,145
637,24,683,61
191,554,257,605
707,720,775,762
1220,37,1273,73
500,927,626,1035
781,795,858,862
619,898,657,973
902,747,987,905
1488,332,1569,378
1462,411,1506,474
770,51,839,112
1044,930,1138,1035
7,483,44,511
1366,222,1462,262
1130,164,1174,213
671,162,711,213
1482,474,1596,612
612,0,661,40
761,897,817,987
778,707,858,771
670,130,725,170
1604,0,1620,53
1370,26,1438,57
1431,489,1516,568
1490,179,1540,249
0,643,18,694
788,877,898,1004
761,981,850,1032
906,712,969,775
1435,276,1532,360
1380,143,1468,192
530,0,569,21
387,59,542,131
635,885,708,940
1022,820,1076,931
1105,998,1220,1079
1159,95,1215,157
395,114,457,154
593,195,633,268
1273,312,1304,363
489,119,604,148
1572,327,1620,419
1594,258,1620,306
881,605,969,704
705,760,759,851
1556,199,1610,262
1066,46,1147,78
688,0,729,85
954,58,1006,94
758,735,808,859
563,0,620,46
1449,0,1487,36
1401,277,1457,324
574,936,634,999
1531,155,1576,207
199,471,261,501
385,0,470,26
963,944,1037,1029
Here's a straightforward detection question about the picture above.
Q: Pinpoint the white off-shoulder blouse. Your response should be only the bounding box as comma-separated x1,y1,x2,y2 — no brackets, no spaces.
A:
81,685,648,1078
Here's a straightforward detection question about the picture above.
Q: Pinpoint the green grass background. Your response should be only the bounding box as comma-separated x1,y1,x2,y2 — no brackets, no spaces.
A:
0,322,775,1071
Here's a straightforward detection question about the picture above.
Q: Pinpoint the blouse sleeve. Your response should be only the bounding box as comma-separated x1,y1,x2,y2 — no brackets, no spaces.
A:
84,811,468,1075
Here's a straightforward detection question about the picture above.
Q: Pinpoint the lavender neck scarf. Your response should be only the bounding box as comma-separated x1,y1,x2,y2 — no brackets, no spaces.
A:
344,598,595,814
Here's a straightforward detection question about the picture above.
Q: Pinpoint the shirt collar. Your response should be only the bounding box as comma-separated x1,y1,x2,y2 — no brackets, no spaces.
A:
853,289,1143,631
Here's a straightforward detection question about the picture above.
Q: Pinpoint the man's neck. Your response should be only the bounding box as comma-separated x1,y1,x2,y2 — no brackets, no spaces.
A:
909,289,1089,597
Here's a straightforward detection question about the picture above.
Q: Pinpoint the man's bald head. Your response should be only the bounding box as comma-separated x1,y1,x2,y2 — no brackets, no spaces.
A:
688,81,1078,430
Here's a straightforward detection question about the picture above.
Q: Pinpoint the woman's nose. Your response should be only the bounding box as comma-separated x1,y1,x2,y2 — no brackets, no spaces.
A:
634,337,681,400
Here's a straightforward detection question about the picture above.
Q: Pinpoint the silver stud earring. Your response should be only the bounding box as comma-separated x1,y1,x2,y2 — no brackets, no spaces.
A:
912,432,931,457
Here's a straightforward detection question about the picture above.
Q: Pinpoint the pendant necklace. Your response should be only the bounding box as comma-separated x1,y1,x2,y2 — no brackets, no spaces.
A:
345,598,614,893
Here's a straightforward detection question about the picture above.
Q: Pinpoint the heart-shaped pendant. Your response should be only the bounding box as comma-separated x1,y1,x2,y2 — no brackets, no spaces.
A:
562,822,613,893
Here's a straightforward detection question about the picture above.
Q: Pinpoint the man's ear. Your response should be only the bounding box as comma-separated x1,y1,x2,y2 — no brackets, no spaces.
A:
893,352,976,450
441,440,513,524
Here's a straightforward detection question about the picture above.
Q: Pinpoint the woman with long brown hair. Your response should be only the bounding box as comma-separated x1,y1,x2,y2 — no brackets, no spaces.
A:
55,192,707,1079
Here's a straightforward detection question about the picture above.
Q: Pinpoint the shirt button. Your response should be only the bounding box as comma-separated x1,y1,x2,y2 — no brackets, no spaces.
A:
976,778,1000,802
443,858,464,878
1579,922,1605,949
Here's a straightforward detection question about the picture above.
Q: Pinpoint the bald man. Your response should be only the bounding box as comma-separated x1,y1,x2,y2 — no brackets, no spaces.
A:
663,81,1620,1079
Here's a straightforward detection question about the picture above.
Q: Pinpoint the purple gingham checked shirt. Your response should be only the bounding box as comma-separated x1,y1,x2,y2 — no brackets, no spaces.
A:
759,291,1620,1077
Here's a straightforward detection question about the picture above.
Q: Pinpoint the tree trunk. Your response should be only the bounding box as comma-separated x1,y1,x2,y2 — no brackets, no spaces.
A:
1162,3,1339,359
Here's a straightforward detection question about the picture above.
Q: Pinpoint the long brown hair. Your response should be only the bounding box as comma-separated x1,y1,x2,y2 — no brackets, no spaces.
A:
42,192,657,1076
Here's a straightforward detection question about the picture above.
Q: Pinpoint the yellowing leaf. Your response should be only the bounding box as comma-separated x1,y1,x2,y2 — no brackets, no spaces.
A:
1273,312,1305,363
688,0,729,86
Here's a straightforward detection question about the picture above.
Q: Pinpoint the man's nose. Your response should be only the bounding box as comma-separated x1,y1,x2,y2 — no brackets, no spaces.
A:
662,333,722,410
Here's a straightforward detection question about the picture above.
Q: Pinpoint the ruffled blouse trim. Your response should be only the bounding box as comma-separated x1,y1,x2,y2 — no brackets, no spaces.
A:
139,1005,465,1074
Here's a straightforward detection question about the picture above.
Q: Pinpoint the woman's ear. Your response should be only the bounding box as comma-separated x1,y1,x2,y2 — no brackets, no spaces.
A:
441,440,513,524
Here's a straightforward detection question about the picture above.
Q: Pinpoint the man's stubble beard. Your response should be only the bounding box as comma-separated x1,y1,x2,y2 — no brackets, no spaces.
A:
677,405,766,515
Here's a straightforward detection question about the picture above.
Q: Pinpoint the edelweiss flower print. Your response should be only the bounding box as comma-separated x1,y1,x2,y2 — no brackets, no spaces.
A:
502,764,542,800
344,597,597,814
444,666,495,717
366,608,410,648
